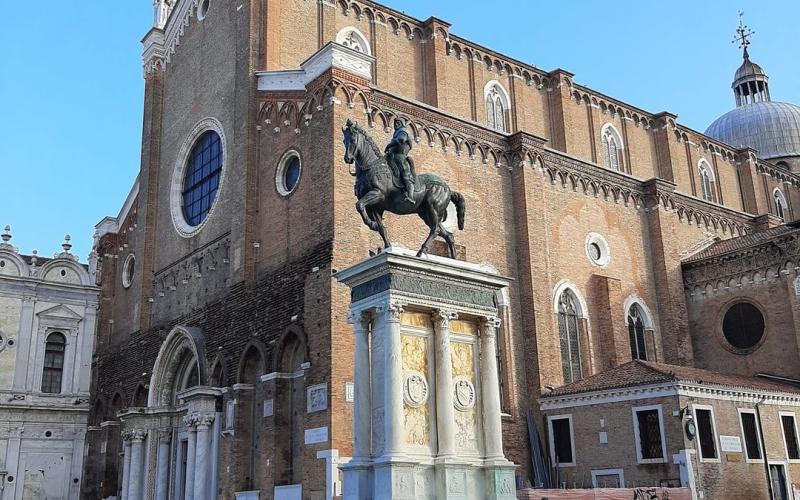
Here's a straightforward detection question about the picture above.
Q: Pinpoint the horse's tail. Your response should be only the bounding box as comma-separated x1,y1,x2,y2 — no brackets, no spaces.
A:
451,191,466,231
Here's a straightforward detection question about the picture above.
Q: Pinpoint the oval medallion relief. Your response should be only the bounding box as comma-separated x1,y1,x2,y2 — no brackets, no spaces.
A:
403,371,429,408
453,377,476,411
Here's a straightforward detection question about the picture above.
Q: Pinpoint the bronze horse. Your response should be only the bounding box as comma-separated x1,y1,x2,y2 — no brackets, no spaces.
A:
342,119,465,258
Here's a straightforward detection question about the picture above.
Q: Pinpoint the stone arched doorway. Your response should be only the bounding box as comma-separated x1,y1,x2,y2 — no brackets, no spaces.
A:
119,325,221,500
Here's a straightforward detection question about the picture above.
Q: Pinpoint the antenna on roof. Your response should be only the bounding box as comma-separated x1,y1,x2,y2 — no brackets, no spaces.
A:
732,12,755,59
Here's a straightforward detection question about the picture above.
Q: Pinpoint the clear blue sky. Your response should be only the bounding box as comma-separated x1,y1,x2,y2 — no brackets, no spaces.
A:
1,1,798,259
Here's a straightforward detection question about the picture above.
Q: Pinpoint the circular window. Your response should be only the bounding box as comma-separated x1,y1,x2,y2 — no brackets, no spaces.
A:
585,233,611,267
276,151,302,196
122,254,135,289
722,302,765,352
170,118,226,238
198,0,210,20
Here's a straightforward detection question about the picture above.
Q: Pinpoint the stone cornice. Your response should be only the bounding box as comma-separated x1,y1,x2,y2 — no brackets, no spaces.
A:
682,229,800,295
539,380,800,411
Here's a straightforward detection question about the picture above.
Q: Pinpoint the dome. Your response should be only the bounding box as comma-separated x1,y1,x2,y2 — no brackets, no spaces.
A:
705,101,800,160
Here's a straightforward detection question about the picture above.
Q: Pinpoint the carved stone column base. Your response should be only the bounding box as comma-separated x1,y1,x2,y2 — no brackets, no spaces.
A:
483,464,518,500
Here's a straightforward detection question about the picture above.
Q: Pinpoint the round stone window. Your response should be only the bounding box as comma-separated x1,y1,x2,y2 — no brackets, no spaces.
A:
198,0,210,20
276,150,302,196
122,254,135,289
585,233,611,267
170,118,226,238
722,302,765,352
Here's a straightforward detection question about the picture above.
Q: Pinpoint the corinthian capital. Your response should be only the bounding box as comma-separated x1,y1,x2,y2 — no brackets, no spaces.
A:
182,413,198,429
384,301,405,322
121,430,135,443
131,429,148,442
347,308,373,332
479,316,502,337
432,309,458,329
157,429,173,443
195,413,216,429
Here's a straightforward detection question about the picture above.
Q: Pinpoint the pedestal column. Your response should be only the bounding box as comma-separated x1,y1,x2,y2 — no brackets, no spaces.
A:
184,414,198,500
127,429,148,500
155,429,172,500
351,309,372,461
433,309,458,458
120,431,133,500
193,414,215,500
480,316,504,460
383,302,405,457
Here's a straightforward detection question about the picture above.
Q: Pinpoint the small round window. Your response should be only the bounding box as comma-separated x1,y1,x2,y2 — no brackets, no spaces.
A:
122,254,135,289
722,302,765,352
276,151,302,196
585,233,610,267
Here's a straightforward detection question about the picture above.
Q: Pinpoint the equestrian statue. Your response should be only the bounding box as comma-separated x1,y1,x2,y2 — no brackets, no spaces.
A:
342,118,466,259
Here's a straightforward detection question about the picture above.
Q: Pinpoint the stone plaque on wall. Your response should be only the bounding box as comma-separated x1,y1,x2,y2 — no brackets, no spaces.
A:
263,399,274,417
345,382,354,402
304,426,328,445
307,383,327,413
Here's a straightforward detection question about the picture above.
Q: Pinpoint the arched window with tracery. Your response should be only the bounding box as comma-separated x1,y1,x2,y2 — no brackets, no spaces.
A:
627,305,648,361
336,27,371,55
774,188,787,221
699,161,715,202
485,82,509,133
601,124,623,171
42,332,66,394
557,290,583,384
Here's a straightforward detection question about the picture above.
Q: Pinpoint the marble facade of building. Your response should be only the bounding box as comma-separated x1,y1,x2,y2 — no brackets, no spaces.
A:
0,227,99,499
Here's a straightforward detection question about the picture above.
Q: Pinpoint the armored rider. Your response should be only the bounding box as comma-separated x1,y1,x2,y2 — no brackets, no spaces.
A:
384,118,415,203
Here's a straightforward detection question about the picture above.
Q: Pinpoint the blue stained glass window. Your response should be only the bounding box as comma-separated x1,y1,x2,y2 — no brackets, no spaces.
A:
283,156,301,194
182,130,223,227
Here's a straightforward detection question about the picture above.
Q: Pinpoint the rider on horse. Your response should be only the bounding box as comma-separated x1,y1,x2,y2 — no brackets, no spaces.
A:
384,118,415,203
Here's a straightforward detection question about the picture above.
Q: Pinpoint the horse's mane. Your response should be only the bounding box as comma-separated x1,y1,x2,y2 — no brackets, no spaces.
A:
352,122,384,159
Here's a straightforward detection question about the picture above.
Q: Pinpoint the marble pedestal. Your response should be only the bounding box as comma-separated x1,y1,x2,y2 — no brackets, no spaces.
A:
336,247,517,500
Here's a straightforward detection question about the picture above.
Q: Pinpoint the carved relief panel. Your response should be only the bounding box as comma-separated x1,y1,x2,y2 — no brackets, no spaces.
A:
401,311,434,450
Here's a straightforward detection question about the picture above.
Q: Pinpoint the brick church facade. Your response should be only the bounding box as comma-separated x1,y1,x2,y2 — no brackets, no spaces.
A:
83,0,800,499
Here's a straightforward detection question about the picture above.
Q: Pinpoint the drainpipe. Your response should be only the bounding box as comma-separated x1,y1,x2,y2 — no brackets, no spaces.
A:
755,400,774,500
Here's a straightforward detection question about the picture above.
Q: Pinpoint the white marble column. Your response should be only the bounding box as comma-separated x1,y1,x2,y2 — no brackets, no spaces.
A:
184,414,198,500
480,316,505,461
351,309,372,461
433,309,458,458
383,302,405,456
155,429,172,500
193,414,215,500
120,432,133,500
127,429,148,500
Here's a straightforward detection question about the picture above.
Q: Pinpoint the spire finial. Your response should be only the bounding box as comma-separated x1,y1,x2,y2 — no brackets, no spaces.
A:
732,11,755,59
62,234,72,254
1,225,11,244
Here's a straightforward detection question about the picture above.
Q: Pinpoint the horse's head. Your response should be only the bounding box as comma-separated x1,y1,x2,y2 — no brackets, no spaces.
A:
342,119,359,166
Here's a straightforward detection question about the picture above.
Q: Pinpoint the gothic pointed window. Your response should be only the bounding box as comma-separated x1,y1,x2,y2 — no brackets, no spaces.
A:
485,85,507,133
601,125,622,171
42,332,66,394
699,161,715,202
558,290,583,384
774,189,787,221
627,305,648,361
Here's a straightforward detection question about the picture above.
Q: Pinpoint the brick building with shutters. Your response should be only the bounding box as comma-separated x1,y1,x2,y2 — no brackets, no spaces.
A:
81,0,800,499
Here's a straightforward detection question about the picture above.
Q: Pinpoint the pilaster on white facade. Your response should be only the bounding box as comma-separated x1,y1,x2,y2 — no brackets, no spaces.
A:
336,247,518,500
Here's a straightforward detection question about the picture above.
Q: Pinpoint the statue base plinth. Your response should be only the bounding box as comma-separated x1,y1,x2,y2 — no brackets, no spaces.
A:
336,247,518,500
